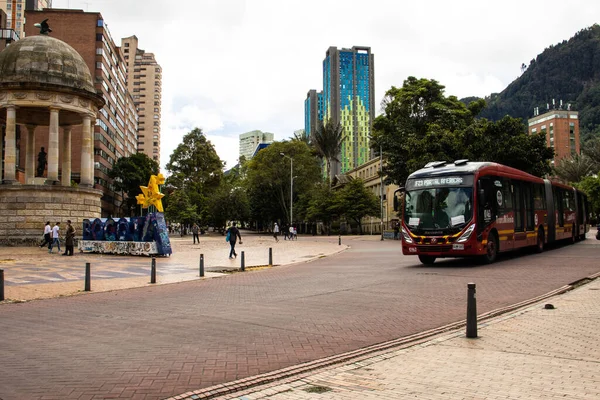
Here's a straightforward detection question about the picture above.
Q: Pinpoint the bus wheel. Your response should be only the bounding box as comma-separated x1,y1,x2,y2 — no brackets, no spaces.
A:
418,255,436,265
482,232,498,264
535,229,545,253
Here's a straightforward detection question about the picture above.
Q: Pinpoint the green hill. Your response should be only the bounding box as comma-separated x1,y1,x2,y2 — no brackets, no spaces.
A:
463,24,600,143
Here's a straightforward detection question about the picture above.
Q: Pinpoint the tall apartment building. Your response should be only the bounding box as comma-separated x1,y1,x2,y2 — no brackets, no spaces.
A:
1,8,20,50
24,9,138,216
528,109,580,164
308,46,374,179
120,35,162,163
0,0,51,39
239,130,274,161
304,89,323,138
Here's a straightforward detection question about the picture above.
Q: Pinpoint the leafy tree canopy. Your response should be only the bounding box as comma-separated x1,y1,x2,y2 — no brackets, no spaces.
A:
108,153,159,217
373,77,553,185
165,127,224,219
334,178,380,234
245,140,321,224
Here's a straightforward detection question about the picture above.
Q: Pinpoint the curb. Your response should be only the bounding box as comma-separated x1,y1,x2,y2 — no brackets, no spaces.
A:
169,272,600,400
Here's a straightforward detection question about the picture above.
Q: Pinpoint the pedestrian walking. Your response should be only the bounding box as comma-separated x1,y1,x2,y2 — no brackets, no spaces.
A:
394,223,400,240
273,222,280,242
283,225,289,240
39,221,52,248
226,222,242,259
293,226,298,240
192,223,200,244
289,225,294,241
62,220,75,256
49,222,61,254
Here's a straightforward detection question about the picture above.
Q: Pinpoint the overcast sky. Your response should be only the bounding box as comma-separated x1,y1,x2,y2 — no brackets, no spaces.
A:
53,0,600,171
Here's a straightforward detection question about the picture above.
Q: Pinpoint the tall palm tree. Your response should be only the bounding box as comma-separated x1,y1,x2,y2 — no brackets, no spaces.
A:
553,154,595,183
313,121,344,187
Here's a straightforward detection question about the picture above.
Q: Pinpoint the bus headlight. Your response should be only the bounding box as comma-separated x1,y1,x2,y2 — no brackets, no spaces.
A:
457,224,475,243
402,227,414,244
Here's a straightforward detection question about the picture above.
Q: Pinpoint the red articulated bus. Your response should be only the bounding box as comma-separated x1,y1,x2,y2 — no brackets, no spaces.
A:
398,160,590,265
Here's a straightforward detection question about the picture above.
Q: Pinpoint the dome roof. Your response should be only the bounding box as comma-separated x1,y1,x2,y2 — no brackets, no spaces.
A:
0,35,95,94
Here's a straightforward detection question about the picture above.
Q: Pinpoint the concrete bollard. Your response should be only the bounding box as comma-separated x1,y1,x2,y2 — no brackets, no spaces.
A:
84,262,91,292
151,256,156,284
199,254,205,277
339,235,341,246
241,251,245,271
0,269,4,301
466,282,477,338
268,247,273,267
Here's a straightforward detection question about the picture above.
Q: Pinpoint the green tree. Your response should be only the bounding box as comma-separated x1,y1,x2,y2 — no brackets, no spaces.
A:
582,137,600,171
335,178,379,234
373,77,553,184
206,173,250,233
165,189,198,225
108,153,159,217
165,128,223,221
372,77,482,185
304,183,338,235
553,154,595,183
575,175,600,219
313,120,344,186
245,140,321,225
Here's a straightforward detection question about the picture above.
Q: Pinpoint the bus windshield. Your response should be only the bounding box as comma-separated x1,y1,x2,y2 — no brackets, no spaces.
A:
404,187,473,232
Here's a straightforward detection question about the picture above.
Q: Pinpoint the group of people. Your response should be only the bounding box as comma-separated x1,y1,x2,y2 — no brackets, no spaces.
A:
272,223,297,242
39,220,76,256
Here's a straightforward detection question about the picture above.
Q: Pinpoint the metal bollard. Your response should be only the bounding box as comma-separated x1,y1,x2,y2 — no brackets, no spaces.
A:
0,269,4,301
84,262,91,292
241,251,245,271
199,254,205,277
151,256,156,284
466,282,477,338
268,247,273,267
339,235,341,245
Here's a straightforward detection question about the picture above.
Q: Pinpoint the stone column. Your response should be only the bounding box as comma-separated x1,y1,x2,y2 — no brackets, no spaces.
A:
25,124,37,184
61,126,72,186
3,105,17,184
46,107,60,184
80,114,93,187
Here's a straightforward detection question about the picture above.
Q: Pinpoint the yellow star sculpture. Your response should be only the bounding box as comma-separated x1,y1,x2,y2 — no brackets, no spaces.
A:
136,174,165,212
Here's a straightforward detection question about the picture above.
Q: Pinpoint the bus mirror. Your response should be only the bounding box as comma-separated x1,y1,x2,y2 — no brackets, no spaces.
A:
393,187,405,212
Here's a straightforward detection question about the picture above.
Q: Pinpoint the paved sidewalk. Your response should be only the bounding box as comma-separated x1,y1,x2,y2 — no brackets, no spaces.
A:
0,232,349,301
175,276,600,400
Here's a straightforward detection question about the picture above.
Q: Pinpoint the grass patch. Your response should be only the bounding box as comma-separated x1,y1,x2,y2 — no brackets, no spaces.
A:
303,385,332,394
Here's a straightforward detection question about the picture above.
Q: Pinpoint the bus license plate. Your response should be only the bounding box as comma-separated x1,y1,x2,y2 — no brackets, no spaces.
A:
452,244,464,250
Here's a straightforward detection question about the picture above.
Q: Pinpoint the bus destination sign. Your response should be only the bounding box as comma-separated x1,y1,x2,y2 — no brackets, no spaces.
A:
407,175,473,190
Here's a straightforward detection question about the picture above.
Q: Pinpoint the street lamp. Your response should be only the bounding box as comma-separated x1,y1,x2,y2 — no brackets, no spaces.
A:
379,144,384,241
280,152,293,225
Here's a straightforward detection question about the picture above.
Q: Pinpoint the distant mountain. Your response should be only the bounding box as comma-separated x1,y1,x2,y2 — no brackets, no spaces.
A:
462,24,600,143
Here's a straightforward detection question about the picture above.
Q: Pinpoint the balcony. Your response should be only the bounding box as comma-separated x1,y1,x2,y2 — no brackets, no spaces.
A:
0,29,19,43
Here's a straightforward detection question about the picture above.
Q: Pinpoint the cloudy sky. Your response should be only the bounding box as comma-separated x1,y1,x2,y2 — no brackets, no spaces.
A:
53,0,599,171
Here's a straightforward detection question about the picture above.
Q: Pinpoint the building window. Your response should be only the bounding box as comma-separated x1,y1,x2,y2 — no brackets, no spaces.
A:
97,19,104,27
124,42,129,47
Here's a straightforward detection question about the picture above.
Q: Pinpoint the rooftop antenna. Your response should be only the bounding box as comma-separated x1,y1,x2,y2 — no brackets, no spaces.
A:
567,103,571,111
560,99,563,109
82,2,91,11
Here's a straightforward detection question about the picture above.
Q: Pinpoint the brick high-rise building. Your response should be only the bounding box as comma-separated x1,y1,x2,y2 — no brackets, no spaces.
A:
528,109,580,164
120,35,162,164
0,0,51,40
24,9,138,216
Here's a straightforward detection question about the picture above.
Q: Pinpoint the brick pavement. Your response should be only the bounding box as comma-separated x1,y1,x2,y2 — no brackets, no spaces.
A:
0,231,347,301
188,276,600,400
0,232,598,399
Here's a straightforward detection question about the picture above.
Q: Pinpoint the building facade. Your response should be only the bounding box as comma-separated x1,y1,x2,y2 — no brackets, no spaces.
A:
304,89,323,138
239,130,274,161
528,109,580,164
120,35,162,163
322,46,375,178
0,9,20,50
1,0,51,40
24,9,138,216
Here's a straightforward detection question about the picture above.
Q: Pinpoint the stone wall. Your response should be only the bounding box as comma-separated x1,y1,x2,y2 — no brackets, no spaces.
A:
0,185,102,245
